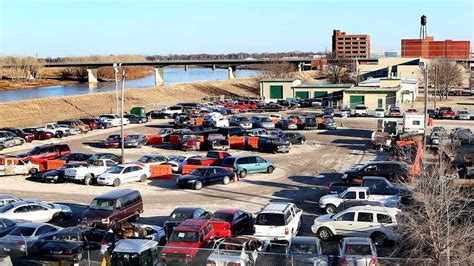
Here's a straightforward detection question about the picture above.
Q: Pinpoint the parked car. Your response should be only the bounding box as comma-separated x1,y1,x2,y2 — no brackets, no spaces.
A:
206,236,265,266
0,128,34,143
160,219,217,264
288,236,328,266
221,155,275,178
202,134,229,151
165,154,200,173
342,161,410,183
134,154,169,169
324,107,335,117
299,115,318,129
180,134,202,151
22,128,54,141
123,134,148,148
59,152,92,162
229,115,253,129
187,150,231,166
321,115,337,130
278,132,306,145
98,114,128,127
259,103,286,111
82,189,143,228
0,195,21,208
340,108,351,118
0,201,72,223
111,239,159,265
202,113,229,128
0,158,40,176
388,107,401,117
96,164,150,187
104,134,122,149
64,159,116,185
339,237,378,266
17,144,71,162
210,208,253,238
456,110,471,120
254,202,302,240
352,105,368,117
275,119,298,130
436,107,456,119
57,119,91,133
42,162,88,183
79,118,99,130
0,132,18,148
251,115,275,130
217,126,246,137
38,226,104,262
427,109,436,118
124,114,148,124
38,123,71,138
87,153,122,164
0,218,19,238
0,223,61,258
405,108,417,113
373,108,385,118
258,136,291,153
163,207,210,238
176,166,234,190
311,206,400,246
173,115,191,128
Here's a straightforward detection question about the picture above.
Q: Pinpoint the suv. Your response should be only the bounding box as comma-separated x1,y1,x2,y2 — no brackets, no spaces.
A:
311,206,400,246
17,144,71,162
254,202,302,240
352,105,368,117
343,161,410,183
160,219,216,264
221,155,275,178
258,136,291,153
82,189,143,228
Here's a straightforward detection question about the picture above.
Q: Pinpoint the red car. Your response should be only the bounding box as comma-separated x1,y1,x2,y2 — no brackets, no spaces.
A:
79,118,99,130
0,128,34,143
437,107,456,119
22,128,54,141
104,134,121,148
17,143,71,162
187,150,231,166
210,208,253,238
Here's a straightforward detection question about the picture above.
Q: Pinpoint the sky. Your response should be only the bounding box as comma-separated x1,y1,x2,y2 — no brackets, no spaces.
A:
0,0,472,57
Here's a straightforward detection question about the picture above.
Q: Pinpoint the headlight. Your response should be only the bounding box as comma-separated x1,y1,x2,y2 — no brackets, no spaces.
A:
101,218,110,224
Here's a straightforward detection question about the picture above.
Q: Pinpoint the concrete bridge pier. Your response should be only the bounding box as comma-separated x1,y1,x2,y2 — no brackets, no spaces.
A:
212,64,216,71
184,65,188,72
154,67,164,86
228,66,236,79
87,68,98,84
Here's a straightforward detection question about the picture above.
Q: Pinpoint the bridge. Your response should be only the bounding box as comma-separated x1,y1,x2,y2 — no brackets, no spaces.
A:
40,58,313,85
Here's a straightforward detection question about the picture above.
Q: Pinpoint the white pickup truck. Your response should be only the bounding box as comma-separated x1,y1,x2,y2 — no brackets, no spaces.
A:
98,114,130,127
64,159,116,185
203,112,229,128
254,202,302,240
39,123,71,138
319,187,401,214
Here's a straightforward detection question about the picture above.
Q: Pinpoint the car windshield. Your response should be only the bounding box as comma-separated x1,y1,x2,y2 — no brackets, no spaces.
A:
109,166,124,174
0,204,14,213
112,253,139,266
255,213,285,226
217,242,243,254
126,135,139,140
89,199,115,211
137,156,153,163
29,147,42,154
345,244,373,256
375,108,384,112
159,129,170,134
10,227,36,237
211,212,233,222
169,231,198,243
189,169,206,176
355,106,366,110
290,243,317,255
169,211,193,221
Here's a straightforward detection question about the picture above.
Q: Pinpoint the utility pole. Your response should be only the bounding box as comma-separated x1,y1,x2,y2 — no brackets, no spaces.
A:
120,64,125,164
420,62,429,153
113,63,119,114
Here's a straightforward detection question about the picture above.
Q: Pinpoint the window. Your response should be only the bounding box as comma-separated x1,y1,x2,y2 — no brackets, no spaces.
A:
203,224,209,235
14,206,31,213
237,158,249,164
256,157,266,163
343,192,357,199
358,192,366,199
30,205,48,211
194,209,204,218
247,157,257,164
335,212,355,222
413,120,421,126
36,225,57,235
364,165,377,172
377,214,393,224
123,167,132,173
357,212,374,222
106,160,115,167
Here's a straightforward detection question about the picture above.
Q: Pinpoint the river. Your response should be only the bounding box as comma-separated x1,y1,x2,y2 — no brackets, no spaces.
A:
0,67,261,103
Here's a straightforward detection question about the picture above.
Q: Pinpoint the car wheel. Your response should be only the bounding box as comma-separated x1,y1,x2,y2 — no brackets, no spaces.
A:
84,174,93,185
325,204,337,214
138,120,143,124
140,174,147,182
317,227,333,241
101,125,106,129
28,168,38,175
239,170,247,179
266,166,274,174
371,232,388,247
52,212,64,223
194,181,203,190
223,176,230,185
132,212,140,222
56,131,63,138
113,178,121,187
300,139,306,144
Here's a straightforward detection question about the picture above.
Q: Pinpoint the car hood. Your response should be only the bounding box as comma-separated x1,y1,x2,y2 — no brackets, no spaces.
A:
52,204,71,213
164,221,182,229
162,241,201,254
82,209,113,220
178,175,201,181
315,214,333,223
319,194,340,203
98,172,119,179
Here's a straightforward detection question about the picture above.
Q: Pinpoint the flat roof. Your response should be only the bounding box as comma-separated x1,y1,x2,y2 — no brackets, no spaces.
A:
345,86,400,93
292,84,353,89
260,79,299,82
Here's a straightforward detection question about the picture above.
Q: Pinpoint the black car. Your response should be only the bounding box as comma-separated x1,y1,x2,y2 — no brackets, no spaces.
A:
257,136,291,153
0,218,17,237
38,226,104,262
59,153,92,162
176,167,235,190
275,119,297,130
87,153,122,164
299,115,317,129
343,161,410,183
174,115,191,129
124,114,148,124
163,207,210,238
278,132,306,144
42,162,88,183
147,110,168,119
427,109,436,118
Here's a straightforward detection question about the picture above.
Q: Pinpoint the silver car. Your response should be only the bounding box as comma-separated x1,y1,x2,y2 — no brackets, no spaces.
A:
206,237,265,266
288,236,328,266
339,237,378,266
0,223,61,258
251,115,275,130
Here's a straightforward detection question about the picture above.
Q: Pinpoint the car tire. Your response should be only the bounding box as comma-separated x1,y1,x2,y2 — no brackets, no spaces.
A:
267,166,274,174
28,168,38,175
52,212,64,223
325,204,337,214
101,125,106,129
140,174,147,182
84,174,93,185
223,176,230,185
132,212,140,222
371,232,388,247
239,170,247,179
56,131,63,138
194,181,203,190
317,227,333,241
138,120,143,124
113,178,121,187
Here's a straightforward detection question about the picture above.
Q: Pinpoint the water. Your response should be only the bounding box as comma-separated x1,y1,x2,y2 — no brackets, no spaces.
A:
0,67,261,103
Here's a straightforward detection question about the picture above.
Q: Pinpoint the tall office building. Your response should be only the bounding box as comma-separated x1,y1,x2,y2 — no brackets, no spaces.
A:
332,30,371,59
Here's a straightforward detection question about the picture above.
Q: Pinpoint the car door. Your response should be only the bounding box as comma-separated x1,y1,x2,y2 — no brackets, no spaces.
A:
361,164,378,178
255,157,268,173
206,168,219,184
332,211,356,236
121,167,133,182
30,204,55,223
246,157,258,173
352,212,376,237
232,210,247,233
9,205,31,221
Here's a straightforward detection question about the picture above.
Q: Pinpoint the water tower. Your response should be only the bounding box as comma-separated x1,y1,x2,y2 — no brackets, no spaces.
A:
420,15,427,39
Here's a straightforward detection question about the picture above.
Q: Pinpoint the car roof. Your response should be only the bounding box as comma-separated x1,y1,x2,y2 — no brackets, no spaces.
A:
0,194,18,200
94,189,139,200
260,202,293,214
344,205,398,215
176,219,209,230
172,207,203,214
113,239,157,254
343,237,373,245
17,222,48,229
291,236,318,245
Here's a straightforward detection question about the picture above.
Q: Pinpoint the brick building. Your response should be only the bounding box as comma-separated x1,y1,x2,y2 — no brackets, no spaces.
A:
401,36,470,58
332,30,371,59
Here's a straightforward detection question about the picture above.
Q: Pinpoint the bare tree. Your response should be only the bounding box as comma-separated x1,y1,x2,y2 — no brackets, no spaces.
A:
325,59,354,84
393,145,474,264
428,59,463,101
258,62,294,79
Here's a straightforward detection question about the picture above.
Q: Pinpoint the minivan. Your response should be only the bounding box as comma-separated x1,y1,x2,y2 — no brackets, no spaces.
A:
221,155,275,178
343,161,410,183
82,189,143,228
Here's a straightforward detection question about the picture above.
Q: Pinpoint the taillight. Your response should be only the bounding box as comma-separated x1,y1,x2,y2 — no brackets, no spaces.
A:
285,227,289,235
206,261,216,266
340,257,348,265
370,257,378,265
16,241,25,247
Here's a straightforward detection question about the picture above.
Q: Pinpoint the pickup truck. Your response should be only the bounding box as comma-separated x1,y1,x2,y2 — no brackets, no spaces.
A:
202,113,229,128
187,150,231,166
17,144,71,162
64,159,116,185
39,123,71,138
328,176,411,197
436,107,456,119
319,186,401,214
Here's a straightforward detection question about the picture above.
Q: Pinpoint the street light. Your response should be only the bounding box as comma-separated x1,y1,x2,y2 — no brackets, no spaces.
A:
419,61,428,153
113,63,119,114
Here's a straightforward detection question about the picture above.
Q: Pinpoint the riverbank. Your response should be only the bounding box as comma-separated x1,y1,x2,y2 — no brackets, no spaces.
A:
0,78,259,128
0,79,80,91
